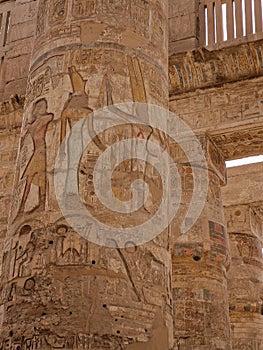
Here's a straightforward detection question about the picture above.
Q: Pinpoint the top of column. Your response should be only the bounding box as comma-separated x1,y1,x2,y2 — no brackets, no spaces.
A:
32,0,168,74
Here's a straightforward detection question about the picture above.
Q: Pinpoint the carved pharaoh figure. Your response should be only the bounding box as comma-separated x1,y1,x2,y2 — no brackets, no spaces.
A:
11,98,53,220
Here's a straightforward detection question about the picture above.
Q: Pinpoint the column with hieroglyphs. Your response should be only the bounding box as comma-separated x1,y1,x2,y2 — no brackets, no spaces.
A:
222,163,263,349
171,136,232,349
224,204,263,349
0,1,174,349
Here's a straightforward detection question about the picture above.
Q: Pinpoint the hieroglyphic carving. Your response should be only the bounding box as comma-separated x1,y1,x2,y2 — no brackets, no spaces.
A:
26,67,55,107
169,40,263,94
36,0,47,38
234,233,262,262
207,139,226,184
206,173,224,225
8,220,46,280
212,127,263,160
53,221,89,265
130,0,150,38
49,0,68,25
151,3,165,47
0,333,129,349
101,0,128,15
148,66,167,105
72,0,97,18
209,221,228,261
232,339,263,350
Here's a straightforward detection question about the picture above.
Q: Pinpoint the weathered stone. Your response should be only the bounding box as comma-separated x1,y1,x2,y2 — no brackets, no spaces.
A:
0,1,262,349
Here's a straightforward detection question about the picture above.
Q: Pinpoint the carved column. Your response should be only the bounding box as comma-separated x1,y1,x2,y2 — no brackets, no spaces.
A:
0,1,173,349
225,204,263,349
171,136,232,349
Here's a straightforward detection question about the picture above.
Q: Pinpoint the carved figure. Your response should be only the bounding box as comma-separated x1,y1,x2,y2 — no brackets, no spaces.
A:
20,98,53,213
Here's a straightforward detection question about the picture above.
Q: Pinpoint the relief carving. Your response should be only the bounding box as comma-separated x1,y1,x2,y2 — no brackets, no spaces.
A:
9,221,46,280
53,222,89,266
60,66,93,143
130,0,150,38
72,0,97,18
36,0,47,38
10,99,53,222
49,0,68,25
235,234,262,262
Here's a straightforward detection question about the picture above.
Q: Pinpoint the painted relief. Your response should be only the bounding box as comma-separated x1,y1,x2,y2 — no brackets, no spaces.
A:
127,55,147,103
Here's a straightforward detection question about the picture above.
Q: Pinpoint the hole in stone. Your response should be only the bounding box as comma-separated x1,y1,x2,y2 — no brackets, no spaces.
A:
145,329,148,332
19,225,32,236
92,260,96,265
116,330,120,334
49,240,53,245
103,304,107,308
69,311,72,315
244,305,250,312
42,312,46,316
193,256,201,261
115,319,118,322
9,330,13,337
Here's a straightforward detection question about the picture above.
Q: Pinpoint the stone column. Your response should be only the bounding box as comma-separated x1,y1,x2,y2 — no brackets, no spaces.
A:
171,136,232,349
0,1,173,349
225,204,263,349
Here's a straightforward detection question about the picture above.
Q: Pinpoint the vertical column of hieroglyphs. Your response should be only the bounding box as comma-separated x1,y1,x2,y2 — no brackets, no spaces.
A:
171,136,232,349
0,0,173,349
0,0,39,306
225,205,263,349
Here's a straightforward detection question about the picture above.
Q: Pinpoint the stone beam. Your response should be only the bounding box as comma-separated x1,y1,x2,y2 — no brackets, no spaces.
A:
169,40,263,95
169,40,263,160
222,162,263,207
